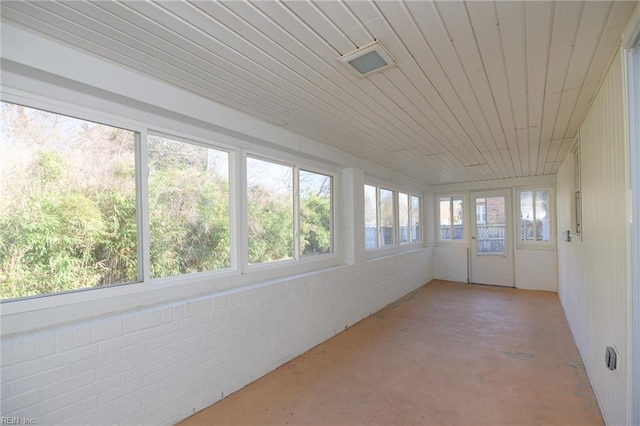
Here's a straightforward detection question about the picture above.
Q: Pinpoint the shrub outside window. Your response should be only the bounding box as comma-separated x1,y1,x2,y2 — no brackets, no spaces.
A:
1,100,337,302
246,157,334,265
0,102,139,299
299,170,332,257
246,157,294,264
148,134,230,278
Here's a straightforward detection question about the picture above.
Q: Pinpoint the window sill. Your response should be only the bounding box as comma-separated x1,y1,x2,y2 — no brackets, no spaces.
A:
0,255,341,337
365,243,426,261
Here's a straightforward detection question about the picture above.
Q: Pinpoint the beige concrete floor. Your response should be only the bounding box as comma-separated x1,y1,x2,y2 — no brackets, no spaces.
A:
179,280,603,426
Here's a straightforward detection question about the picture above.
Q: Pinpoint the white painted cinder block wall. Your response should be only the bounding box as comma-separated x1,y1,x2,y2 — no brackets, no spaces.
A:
556,41,633,425
1,250,432,425
0,24,433,425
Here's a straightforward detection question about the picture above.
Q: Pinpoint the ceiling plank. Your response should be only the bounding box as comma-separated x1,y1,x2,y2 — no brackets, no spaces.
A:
465,0,520,178
525,1,555,175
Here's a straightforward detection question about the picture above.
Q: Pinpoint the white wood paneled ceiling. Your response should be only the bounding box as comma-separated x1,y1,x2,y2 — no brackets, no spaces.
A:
1,0,637,185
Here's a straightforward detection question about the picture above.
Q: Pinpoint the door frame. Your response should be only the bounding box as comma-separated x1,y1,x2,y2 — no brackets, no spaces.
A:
469,189,514,287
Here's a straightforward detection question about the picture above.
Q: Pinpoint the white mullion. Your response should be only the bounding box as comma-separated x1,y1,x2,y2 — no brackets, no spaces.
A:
137,129,151,284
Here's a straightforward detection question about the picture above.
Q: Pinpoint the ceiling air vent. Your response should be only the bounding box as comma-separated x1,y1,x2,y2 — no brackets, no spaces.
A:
339,41,396,78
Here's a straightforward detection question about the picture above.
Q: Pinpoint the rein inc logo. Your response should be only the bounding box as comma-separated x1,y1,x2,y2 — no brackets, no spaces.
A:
1,418,35,425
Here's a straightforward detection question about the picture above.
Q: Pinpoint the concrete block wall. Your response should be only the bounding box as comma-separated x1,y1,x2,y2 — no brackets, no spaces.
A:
1,249,432,425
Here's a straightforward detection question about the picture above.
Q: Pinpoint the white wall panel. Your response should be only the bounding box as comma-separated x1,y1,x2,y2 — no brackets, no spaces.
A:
557,49,631,425
514,249,557,291
433,246,468,283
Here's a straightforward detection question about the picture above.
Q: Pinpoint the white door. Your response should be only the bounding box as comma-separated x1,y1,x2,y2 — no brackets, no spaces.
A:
470,190,514,287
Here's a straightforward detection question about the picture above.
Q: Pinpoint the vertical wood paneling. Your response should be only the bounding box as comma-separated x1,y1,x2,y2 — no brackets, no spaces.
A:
433,246,469,283
557,50,630,425
514,249,557,291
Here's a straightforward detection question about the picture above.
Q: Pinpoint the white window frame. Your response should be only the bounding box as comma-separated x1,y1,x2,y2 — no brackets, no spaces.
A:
398,191,410,244
516,188,556,249
410,194,423,244
0,93,341,335
398,192,422,245
437,195,466,243
379,186,396,248
364,179,423,256
147,131,235,279
244,153,336,272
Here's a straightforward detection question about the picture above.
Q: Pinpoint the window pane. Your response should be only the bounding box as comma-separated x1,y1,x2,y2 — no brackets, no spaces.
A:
299,170,332,256
535,190,550,241
148,135,230,278
520,191,534,241
247,157,293,264
452,197,464,240
0,102,137,299
439,197,451,240
380,188,395,246
411,195,421,242
398,192,409,243
476,196,505,255
364,185,377,249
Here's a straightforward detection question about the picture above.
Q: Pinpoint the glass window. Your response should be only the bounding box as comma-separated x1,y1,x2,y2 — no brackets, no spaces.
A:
398,192,409,243
148,135,230,278
475,196,506,255
299,170,332,256
519,189,552,243
246,157,294,264
1,101,339,304
365,184,420,250
364,184,378,249
411,195,421,242
380,188,395,246
439,198,452,240
1,102,138,299
439,196,464,241
520,191,535,241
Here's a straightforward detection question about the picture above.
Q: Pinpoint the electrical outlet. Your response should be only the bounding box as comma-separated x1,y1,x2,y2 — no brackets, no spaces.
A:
606,346,617,370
